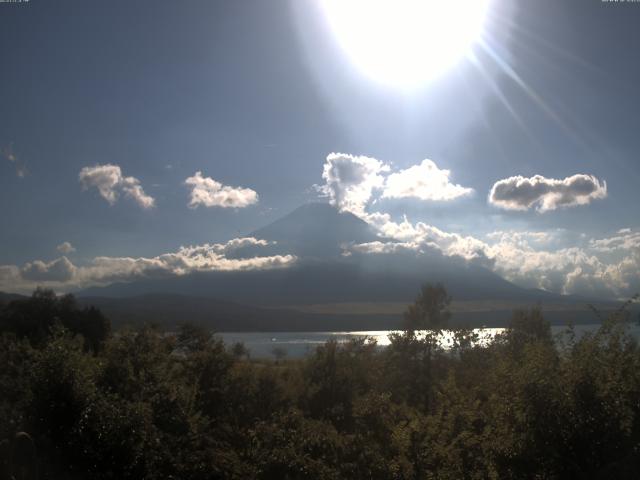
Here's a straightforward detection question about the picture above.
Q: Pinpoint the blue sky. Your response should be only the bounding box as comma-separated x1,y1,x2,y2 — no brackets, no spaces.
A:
1,0,639,298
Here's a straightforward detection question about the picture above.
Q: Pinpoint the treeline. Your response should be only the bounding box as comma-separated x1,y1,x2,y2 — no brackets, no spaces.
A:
1,287,640,479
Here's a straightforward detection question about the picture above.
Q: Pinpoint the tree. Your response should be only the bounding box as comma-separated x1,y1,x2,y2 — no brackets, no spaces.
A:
0,289,110,352
403,283,451,332
503,306,551,351
231,341,250,360
271,346,287,364
391,283,452,413
176,322,211,353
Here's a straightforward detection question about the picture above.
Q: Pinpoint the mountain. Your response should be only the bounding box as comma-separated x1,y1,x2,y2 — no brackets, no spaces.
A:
76,293,405,331
249,202,380,258
0,292,27,305
4,200,625,329
0,290,404,331
80,203,570,306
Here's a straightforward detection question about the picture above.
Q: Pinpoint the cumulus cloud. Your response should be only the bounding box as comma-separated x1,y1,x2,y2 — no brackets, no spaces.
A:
589,230,640,253
345,208,640,299
0,238,295,294
352,214,493,267
317,153,389,216
482,229,640,298
185,171,258,208
483,234,594,293
382,159,473,201
79,164,155,209
312,154,632,298
78,239,295,286
488,174,607,212
316,154,474,220
21,257,76,282
56,242,76,254
121,179,155,209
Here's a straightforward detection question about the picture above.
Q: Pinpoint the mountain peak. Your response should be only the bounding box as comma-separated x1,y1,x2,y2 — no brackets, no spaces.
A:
250,202,379,258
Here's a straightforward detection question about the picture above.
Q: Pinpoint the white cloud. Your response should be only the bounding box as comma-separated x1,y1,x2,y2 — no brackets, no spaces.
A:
121,178,155,209
488,174,607,212
79,164,155,209
483,229,639,298
56,242,76,254
480,229,640,299
0,238,295,294
484,236,593,293
589,230,640,253
346,208,640,299
185,171,258,208
382,159,473,201
21,257,77,282
311,155,633,299
317,153,389,216
316,154,473,219
353,212,491,265
349,241,417,255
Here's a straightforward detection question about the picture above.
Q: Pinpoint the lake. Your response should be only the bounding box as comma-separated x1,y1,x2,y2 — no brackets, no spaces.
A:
218,323,640,358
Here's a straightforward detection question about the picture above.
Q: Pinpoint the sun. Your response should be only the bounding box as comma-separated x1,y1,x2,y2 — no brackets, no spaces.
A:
320,0,490,89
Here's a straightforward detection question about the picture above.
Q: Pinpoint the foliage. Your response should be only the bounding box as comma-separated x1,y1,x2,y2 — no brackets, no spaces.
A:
1,289,640,478
403,283,451,331
0,288,110,352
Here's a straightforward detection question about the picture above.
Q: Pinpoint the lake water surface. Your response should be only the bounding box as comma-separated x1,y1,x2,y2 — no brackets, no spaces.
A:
219,323,640,358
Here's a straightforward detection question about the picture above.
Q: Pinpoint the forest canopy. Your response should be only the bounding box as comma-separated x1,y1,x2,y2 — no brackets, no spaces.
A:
0,287,639,479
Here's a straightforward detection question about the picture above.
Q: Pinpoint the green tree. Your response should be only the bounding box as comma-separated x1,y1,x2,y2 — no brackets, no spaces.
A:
385,283,452,413
403,283,451,332
0,289,110,352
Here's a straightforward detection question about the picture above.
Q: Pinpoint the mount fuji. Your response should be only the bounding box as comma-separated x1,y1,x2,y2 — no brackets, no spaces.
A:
76,203,603,330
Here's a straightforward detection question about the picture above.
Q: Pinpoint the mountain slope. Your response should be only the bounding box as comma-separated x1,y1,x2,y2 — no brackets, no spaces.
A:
249,203,380,258
0,292,27,305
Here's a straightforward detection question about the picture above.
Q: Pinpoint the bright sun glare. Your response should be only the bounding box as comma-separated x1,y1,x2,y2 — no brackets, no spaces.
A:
320,0,490,89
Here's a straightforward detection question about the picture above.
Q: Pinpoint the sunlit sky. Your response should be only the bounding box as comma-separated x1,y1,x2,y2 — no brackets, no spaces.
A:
1,0,639,299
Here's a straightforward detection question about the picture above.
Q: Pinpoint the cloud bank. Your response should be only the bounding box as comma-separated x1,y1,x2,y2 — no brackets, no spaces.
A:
488,174,607,212
79,164,155,209
346,222,640,299
185,171,259,208
0,237,296,294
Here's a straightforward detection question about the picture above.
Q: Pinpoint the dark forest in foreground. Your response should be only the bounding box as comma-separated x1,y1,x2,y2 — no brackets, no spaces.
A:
1,288,640,479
